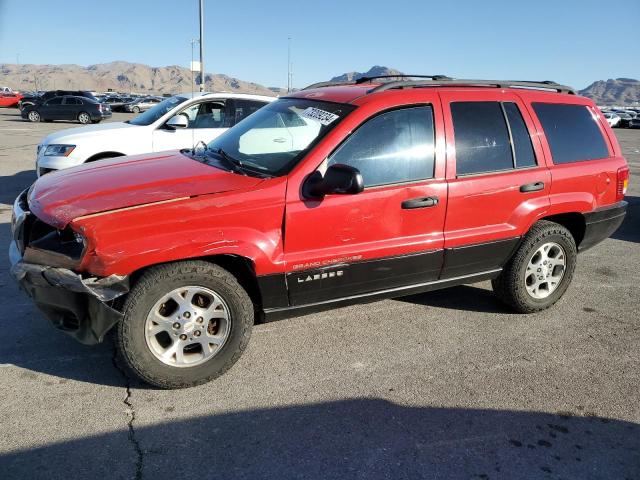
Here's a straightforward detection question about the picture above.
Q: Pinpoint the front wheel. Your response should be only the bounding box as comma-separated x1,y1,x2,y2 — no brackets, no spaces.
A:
492,220,577,313
78,112,91,124
132,106,140,113
117,261,254,389
27,110,41,122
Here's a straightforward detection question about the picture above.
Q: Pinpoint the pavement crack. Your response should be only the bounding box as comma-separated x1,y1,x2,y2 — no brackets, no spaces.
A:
112,344,144,480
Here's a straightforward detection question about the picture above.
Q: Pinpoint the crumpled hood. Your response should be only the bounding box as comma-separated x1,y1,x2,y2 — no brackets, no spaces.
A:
40,121,139,145
29,151,263,228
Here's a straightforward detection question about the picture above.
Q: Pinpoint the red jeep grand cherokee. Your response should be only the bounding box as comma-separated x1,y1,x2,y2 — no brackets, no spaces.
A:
10,76,629,388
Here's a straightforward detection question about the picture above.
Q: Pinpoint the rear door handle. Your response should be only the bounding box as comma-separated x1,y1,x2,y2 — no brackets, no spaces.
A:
401,196,439,209
520,181,544,193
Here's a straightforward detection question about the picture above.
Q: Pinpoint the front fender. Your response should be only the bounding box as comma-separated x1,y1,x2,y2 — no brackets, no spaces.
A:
72,179,288,277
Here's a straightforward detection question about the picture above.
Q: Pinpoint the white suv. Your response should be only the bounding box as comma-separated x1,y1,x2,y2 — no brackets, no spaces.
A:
36,92,275,175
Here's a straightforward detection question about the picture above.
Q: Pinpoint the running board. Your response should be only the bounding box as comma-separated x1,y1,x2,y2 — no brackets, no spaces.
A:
263,269,502,322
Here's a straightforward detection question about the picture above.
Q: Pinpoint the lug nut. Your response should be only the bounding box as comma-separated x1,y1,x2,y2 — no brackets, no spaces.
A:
172,322,180,329
179,334,187,341
184,312,191,319
196,316,203,323
194,330,201,337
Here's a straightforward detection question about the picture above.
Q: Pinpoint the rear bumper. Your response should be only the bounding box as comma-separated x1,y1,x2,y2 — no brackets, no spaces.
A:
580,201,627,251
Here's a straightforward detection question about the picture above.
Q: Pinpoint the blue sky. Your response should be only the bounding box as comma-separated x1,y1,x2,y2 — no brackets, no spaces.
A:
0,0,638,89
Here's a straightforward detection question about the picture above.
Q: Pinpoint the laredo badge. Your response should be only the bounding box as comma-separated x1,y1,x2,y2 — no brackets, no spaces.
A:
297,270,344,283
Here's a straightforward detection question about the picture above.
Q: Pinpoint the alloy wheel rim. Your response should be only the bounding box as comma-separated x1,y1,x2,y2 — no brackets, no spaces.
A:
144,286,231,368
29,111,38,121
524,242,566,299
79,113,89,123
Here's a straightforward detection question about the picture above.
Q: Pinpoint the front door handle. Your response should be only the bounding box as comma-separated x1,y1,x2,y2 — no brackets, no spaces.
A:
401,196,439,209
520,181,544,193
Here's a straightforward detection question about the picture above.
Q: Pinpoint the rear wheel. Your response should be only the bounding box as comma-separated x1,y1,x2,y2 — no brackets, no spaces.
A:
492,220,577,313
117,261,254,389
78,112,91,124
27,110,41,122
132,106,140,113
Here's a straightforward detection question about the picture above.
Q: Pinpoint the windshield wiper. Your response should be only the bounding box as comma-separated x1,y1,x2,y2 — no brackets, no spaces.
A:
209,148,248,176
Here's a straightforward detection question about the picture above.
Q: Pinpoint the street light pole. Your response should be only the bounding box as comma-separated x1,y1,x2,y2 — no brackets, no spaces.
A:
287,37,292,93
199,0,205,92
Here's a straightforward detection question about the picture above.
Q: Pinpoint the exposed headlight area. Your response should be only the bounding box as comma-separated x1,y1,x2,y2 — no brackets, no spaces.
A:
11,190,86,269
43,144,76,157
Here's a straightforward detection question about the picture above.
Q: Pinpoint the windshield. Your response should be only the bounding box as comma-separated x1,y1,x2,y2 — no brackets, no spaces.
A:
128,96,188,126
205,98,355,176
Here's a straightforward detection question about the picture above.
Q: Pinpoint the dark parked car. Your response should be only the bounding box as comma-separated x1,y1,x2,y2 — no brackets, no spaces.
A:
615,112,633,128
104,96,137,112
629,117,640,129
21,95,111,124
19,90,97,110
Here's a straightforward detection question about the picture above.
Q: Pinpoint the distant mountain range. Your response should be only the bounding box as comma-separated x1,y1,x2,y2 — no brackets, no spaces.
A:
578,78,640,106
0,61,286,96
0,62,638,105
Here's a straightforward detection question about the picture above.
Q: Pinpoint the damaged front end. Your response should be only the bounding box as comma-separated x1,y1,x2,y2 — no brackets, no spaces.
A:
9,189,129,345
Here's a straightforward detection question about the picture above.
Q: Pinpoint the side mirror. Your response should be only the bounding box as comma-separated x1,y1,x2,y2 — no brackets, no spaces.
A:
166,115,188,129
303,164,364,199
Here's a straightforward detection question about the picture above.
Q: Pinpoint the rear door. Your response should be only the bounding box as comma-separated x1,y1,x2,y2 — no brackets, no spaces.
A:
439,90,551,278
284,98,448,306
62,96,81,120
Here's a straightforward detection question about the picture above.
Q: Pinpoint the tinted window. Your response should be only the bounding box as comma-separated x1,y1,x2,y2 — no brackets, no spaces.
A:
328,106,435,187
532,103,609,163
233,100,267,124
45,97,63,105
451,102,512,175
63,97,80,105
503,102,537,168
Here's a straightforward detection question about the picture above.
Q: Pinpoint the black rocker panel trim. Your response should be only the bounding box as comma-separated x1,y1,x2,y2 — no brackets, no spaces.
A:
255,273,289,310
286,250,443,306
263,269,502,322
440,237,521,279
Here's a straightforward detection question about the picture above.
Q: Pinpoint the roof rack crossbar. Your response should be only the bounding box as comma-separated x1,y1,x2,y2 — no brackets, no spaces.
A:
302,75,452,90
354,74,451,84
369,79,575,94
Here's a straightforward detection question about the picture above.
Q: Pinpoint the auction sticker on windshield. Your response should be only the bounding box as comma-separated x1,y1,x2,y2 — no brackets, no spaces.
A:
300,107,340,126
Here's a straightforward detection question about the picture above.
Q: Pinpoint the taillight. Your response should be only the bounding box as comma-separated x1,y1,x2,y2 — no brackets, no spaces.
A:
98,104,103,112
616,166,629,201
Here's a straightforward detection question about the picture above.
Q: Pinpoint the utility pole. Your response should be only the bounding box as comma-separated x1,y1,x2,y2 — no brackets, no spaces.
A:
287,37,292,93
190,39,199,96
199,0,205,92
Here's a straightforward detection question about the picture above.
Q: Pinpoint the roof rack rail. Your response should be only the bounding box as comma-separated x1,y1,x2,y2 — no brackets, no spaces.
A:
369,79,575,94
301,77,575,95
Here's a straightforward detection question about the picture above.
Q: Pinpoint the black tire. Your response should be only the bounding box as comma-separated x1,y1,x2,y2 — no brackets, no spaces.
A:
78,112,91,124
132,106,140,113
27,110,41,122
492,220,577,313
117,261,253,389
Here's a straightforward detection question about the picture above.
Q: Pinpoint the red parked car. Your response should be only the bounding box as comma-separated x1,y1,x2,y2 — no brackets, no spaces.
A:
10,76,629,388
0,91,23,108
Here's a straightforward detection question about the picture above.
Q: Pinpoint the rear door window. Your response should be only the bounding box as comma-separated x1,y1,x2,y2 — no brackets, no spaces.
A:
233,100,268,125
532,103,609,163
451,102,513,175
451,101,538,175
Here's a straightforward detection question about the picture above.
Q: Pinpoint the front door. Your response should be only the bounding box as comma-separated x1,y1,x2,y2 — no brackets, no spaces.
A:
284,101,447,306
439,90,552,278
152,100,229,152
41,97,64,120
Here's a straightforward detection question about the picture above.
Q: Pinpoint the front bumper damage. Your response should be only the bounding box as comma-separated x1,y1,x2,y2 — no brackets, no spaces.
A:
10,190,129,345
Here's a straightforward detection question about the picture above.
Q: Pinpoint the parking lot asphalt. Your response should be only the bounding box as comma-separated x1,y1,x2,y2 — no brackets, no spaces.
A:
0,108,638,480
